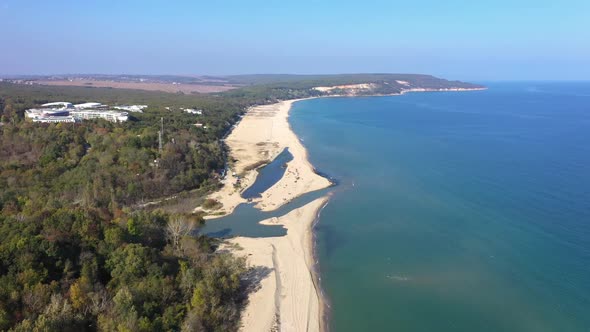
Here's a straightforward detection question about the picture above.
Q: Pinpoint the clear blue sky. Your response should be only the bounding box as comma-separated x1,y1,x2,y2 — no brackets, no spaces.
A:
1,0,589,80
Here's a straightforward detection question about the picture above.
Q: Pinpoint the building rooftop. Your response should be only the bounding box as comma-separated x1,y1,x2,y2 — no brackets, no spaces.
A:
41,102,73,109
74,102,103,109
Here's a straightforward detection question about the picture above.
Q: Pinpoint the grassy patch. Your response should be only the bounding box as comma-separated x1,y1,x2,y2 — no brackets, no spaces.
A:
242,159,270,172
202,198,223,210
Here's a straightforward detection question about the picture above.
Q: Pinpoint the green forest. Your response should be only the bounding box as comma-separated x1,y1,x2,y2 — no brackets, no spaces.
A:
0,75,481,331
0,84,256,331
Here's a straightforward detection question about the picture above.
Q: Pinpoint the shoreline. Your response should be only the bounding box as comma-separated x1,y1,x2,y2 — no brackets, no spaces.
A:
203,87,485,331
310,197,332,332
318,86,487,99
227,196,329,332
201,98,332,218
204,98,332,332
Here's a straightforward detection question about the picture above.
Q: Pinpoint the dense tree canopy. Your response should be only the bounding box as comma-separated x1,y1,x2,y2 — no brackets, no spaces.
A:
0,84,253,331
0,208,246,331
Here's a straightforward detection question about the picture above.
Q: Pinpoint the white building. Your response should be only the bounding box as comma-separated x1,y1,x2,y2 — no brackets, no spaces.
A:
41,102,73,109
32,116,76,123
74,102,104,109
114,105,148,113
70,110,129,122
25,108,70,119
184,108,203,115
26,101,130,123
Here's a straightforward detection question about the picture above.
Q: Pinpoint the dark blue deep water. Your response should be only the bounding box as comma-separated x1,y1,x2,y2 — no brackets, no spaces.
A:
289,82,590,331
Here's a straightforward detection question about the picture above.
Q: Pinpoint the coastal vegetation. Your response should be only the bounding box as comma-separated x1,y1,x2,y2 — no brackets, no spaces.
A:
0,75,482,331
0,207,247,331
201,199,222,210
0,84,250,331
242,160,271,173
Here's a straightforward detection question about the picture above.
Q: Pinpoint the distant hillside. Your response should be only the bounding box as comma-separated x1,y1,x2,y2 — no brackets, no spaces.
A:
221,73,485,100
225,73,481,88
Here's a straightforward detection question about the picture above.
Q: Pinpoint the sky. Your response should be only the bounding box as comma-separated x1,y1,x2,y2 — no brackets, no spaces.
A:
0,0,589,80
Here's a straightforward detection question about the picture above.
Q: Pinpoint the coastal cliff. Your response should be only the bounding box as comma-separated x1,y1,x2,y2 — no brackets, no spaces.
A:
222,73,485,100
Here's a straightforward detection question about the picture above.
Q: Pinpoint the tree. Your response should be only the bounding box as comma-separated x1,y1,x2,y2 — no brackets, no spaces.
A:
106,244,157,287
166,215,193,255
189,254,246,331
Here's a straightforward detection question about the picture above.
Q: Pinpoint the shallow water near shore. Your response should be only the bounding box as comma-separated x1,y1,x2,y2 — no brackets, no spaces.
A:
291,83,590,331
200,184,335,238
200,144,337,237
241,148,294,199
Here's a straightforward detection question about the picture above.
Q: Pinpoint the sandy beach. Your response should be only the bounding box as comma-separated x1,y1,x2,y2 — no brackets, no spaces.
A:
204,99,331,216
228,197,328,332
204,99,332,331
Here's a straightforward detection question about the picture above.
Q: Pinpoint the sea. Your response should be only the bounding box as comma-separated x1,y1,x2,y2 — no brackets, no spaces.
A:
290,82,590,332
203,82,590,331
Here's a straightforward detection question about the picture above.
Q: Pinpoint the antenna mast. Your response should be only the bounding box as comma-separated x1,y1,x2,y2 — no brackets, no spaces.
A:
158,117,163,154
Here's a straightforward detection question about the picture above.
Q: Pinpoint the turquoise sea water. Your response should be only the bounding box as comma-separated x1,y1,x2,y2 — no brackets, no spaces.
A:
290,83,590,331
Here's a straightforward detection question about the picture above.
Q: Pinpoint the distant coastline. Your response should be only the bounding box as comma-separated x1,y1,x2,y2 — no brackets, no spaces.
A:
318,86,487,99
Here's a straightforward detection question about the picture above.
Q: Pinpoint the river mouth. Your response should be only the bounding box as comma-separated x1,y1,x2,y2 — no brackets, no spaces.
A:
199,185,336,238
198,147,338,238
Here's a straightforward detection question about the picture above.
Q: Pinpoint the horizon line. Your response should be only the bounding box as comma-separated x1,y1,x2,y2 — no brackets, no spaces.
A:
1,73,588,83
